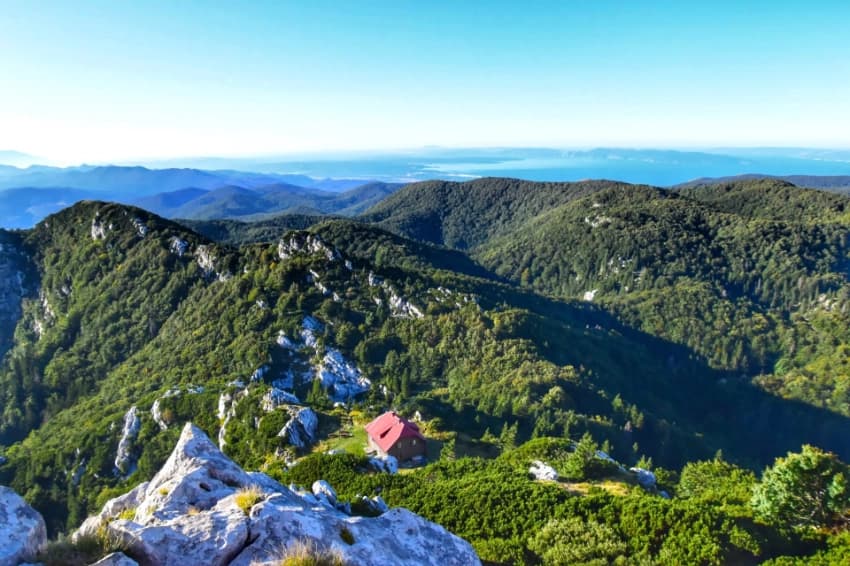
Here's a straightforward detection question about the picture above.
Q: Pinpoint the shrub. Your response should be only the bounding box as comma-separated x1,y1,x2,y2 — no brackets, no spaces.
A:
276,539,347,566
528,516,628,565
234,485,264,515
117,507,136,521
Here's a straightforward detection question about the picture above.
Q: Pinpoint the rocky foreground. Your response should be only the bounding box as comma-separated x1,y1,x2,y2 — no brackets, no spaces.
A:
0,423,479,566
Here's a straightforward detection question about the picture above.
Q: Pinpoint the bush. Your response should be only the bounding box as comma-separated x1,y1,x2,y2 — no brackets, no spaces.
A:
528,516,628,565
276,539,347,566
234,485,264,515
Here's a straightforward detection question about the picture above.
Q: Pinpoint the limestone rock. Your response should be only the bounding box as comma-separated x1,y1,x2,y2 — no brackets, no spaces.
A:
91,217,108,240
278,407,318,448
312,480,338,507
77,423,479,566
316,349,371,402
151,399,168,431
0,486,47,566
131,218,148,238
629,467,657,490
169,237,189,257
89,552,139,566
387,288,424,319
369,455,398,474
529,460,559,481
195,245,217,278
278,233,340,262
114,406,140,476
261,388,300,412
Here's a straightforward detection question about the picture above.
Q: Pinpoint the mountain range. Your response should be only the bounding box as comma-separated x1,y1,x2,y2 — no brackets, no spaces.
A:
0,165,400,228
2,177,850,563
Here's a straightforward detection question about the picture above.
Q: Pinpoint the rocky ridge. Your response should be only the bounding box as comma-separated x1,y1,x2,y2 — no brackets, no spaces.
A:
75,423,479,566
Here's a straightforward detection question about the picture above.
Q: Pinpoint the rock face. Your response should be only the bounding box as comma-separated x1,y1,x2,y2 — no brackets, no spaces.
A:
114,406,141,475
278,407,318,448
317,349,371,402
169,237,189,257
0,485,47,566
78,423,479,566
278,233,340,262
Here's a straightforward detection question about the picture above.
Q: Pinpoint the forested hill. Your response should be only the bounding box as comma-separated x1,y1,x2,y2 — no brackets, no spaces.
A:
2,197,849,545
361,177,628,250
365,178,850,418
677,173,850,192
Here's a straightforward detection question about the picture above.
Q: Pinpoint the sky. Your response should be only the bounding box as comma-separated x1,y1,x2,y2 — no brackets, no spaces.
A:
1,0,849,164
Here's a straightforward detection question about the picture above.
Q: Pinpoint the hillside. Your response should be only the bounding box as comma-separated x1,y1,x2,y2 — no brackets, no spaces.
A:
363,178,850,419
678,173,850,192
0,199,845,542
363,177,622,249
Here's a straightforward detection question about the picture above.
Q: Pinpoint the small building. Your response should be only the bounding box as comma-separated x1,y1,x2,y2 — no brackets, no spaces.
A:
365,411,426,462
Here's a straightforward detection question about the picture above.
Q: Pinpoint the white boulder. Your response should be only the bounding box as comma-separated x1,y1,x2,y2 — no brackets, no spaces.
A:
0,486,47,566
311,480,338,508
131,218,148,238
151,399,168,431
529,460,559,481
91,217,108,240
369,455,399,474
300,316,323,348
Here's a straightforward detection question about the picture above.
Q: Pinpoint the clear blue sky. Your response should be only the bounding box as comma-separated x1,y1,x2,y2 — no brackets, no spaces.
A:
1,1,849,163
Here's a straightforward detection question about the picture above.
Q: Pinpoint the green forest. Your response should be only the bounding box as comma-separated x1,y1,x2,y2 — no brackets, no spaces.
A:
1,178,850,564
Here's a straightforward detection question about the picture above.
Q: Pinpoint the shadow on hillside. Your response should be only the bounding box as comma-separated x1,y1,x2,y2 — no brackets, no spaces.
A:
470,279,850,469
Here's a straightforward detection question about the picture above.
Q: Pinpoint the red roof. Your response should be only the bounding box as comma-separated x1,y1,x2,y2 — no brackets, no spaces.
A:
365,411,425,453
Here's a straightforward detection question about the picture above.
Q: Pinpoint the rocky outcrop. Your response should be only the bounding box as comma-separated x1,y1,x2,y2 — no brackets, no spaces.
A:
195,245,217,278
279,316,371,403
529,460,559,481
278,407,318,448
151,399,168,431
91,216,110,240
132,218,148,238
278,233,340,262
0,486,47,566
368,455,399,474
387,289,424,319
316,349,371,402
261,387,300,411
300,316,323,348
169,237,189,257
630,467,657,490
78,423,479,566
114,406,141,476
